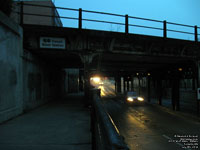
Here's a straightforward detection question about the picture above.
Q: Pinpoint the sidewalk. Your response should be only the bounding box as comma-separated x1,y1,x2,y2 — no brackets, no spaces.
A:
0,93,91,150
149,98,200,122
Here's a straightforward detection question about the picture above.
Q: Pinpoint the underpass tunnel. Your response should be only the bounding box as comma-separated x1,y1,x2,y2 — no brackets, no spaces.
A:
92,58,199,115
149,62,198,113
129,61,198,114
23,49,89,107
33,46,199,114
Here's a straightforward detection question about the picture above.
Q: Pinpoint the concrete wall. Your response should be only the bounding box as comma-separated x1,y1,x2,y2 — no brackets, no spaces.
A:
22,49,64,111
0,11,23,123
0,11,65,123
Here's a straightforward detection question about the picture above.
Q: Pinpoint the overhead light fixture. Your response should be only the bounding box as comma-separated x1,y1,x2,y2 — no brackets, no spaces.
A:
178,68,183,72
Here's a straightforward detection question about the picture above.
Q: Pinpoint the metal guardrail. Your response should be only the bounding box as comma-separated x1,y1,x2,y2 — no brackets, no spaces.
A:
90,89,129,150
13,2,200,42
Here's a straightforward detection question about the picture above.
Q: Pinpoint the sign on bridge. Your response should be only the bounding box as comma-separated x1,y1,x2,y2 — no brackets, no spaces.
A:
40,37,66,49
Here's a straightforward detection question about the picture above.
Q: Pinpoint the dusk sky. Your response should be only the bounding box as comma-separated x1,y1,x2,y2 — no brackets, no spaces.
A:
54,0,200,41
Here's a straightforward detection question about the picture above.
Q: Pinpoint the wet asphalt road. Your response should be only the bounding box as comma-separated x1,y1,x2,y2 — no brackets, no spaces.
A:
102,98,200,150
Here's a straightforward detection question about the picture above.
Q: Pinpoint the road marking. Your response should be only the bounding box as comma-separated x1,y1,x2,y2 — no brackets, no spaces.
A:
162,134,192,150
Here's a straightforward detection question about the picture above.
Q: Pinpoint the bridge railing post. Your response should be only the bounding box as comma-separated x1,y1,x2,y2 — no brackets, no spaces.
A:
79,8,82,29
163,20,167,38
195,25,198,42
125,14,129,34
20,2,24,26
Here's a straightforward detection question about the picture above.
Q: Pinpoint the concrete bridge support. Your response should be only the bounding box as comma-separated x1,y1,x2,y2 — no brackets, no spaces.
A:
171,72,180,111
147,76,151,102
131,76,134,91
83,63,90,106
157,78,162,106
79,70,84,92
138,77,141,95
123,77,126,93
127,79,130,92
115,76,121,93
80,54,95,106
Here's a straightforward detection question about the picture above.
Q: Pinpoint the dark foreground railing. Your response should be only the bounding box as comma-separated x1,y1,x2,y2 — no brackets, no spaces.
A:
13,2,200,42
90,89,129,150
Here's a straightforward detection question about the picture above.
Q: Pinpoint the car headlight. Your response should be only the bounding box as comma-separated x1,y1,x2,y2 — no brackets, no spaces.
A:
137,97,144,101
127,97,133,102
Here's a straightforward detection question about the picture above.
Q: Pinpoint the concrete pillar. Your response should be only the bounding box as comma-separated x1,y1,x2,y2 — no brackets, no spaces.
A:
147,76,151,102
80,54,94,107
116,76,121,93
131,76,134,91
192,78,196,90
123,77,126,93
114,78,117,93
84,63,90,107
115,77,117,93
79,69,83,92
138,77,141,95
127,80,130,91
171,72,180,111
158,78,162,105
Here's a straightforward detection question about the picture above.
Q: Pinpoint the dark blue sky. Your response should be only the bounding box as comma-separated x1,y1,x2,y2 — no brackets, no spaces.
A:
54,0,200,40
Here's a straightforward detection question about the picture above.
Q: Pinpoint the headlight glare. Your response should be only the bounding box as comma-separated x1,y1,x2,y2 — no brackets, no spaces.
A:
137,97,144,101
127,97,133,102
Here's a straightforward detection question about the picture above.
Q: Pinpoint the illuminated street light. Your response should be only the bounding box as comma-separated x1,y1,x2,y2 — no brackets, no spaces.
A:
178,68,183,72
91,76,100,84
147,73,151,76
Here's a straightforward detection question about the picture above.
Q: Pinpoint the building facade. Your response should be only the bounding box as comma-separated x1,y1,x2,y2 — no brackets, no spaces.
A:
11,0,62,26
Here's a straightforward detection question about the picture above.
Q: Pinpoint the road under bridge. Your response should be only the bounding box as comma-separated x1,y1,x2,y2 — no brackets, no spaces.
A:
23,24,200,113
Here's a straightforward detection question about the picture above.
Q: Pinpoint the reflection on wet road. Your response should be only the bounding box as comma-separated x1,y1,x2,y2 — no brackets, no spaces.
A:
98,79,116,97
103,98,200,150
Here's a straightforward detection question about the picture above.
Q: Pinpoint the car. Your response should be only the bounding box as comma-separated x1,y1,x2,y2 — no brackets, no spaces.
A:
125,91,145,105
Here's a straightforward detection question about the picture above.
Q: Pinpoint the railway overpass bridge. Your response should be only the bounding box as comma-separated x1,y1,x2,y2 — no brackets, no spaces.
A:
14,3,200,111
1,4,200,150
23,23,200,111
10,2,200,113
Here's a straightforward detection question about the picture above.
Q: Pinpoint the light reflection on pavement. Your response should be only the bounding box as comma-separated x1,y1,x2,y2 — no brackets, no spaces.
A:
103,97,200,150
98,79,116,97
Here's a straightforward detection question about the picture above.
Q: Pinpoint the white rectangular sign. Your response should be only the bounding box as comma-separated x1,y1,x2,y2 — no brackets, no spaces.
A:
40,37,66,49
